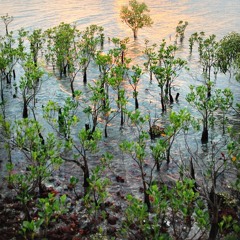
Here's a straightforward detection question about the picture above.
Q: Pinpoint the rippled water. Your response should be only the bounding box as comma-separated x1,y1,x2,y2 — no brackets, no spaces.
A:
0,0,240,188
1,0,240,39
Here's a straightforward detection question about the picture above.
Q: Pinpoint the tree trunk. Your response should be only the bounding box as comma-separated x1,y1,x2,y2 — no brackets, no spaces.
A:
70,80,75,98
120,108,124,127
175,93,180,102
22,102,28,118
13,69,16,79
150,71,153,82
0,76,3,102
83,68,87,85
104,124,108,138
166,145,171,164
121,51,124,64
82,157,90,196
156,159,160,171
161,96,166,112
133,29,138,40
135,97,139,110
208,211,219,240
160,88,166,112
201,126,208,144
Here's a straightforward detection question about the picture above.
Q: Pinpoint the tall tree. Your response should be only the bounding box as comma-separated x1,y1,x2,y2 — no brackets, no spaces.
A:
120,0,153,40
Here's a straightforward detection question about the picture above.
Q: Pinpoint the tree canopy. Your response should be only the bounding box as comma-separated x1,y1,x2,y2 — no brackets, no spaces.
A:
120,0,153,40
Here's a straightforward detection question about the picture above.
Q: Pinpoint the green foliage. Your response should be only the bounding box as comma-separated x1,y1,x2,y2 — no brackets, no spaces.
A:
20,219,43,240
175,20,188,43
1,13,13,35
186,83,233,143
84,165,110,218
7,118,63,201
121,179,209,239
120,0,153,39
151,39,187,111
37,193,68,227
128,65,142,110
217,32,240,76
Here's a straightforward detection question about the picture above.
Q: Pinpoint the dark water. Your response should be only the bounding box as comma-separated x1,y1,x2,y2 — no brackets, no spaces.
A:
0,0,240,191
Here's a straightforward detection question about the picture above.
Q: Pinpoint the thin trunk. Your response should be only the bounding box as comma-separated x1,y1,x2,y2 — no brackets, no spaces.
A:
166,145,171,164
156,160,160,171
160,88,166,112
208,209,219,240
82,156,90,196
140,165,151,211
201,125,208,144
120,107,124,126
83,68,87,85
175,93,180,102
13,69,16,79
70,80,75,98
23,101,28,118
133,29,138,40
0,75,3,102
104,123,108,138
150,71,153,82
135,96,139,110
121,51,124,65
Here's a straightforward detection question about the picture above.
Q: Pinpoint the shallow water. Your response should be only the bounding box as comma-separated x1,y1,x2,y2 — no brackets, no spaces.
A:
1,0,240,39
0,0,240,195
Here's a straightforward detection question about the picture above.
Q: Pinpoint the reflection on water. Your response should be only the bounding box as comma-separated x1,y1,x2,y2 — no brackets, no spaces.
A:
0,0,240,116
1,0,240,39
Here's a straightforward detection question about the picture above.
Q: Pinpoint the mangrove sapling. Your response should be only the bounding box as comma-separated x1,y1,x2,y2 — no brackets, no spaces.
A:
120,0,153,40
20,218,43,240
195,143,235,239
68,176,81,199
227,128,240,192
216,32,240,78
111,37,130,65
101,97,119,138
43,93,80,139
84,164,110,220
44,96,102,195
19,56,44,118
175,20,188,44
84,80,105,134
189,32,219,92
95,51,113,108
117,89,128,127
121,179,208,240
108,63,128,106
44,23,77,78
37,193,68,229
0,113,12,162
80,25,104,85
14,119,63,192
186,84,233,144
143,39,157,82
215,88,233,134
1,13,13,36
73,128,102,195
27,29,44,67
6,119,63,220
120,110,153,211
157,39,188,103
188,31,205,57
0,33,18,101
164,109,192,164
150,138,167,171
151,64,168,112
128,65,142,110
